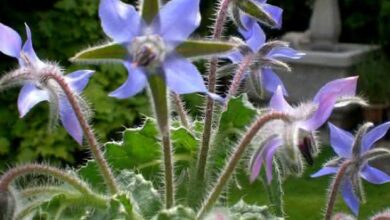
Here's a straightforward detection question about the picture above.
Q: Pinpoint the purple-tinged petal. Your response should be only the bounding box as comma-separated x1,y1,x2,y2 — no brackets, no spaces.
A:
163,54,207,94
269,86,293,112
360,165,390,184
262,68,288,95
341,180,360,216
18,84,49,118
59,98,83,145
65,70,95,94
239,17,265,52
152,0,201,48
313,76,358,104
0,23,22,58
21,24,42,66
267,47,305,60
99,0,142,43
265,138,281,183
301,77,358,131
109,63,147,99
361,122,390,153
328,123,354,158
261,4,283,29
249,137,282,183
250,147,264,183
311,166,339,178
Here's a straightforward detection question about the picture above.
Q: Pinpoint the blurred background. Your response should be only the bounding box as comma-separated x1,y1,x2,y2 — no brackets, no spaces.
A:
0,0,389,219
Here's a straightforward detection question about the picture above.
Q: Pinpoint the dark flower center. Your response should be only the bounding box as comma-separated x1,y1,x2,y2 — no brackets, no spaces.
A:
130,35,166,67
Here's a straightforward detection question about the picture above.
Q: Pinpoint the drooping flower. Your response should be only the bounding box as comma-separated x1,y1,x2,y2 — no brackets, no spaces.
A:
249,77,359,183
0,23,94,144
96,0,208,98
228,16,304,96
312,122,390,215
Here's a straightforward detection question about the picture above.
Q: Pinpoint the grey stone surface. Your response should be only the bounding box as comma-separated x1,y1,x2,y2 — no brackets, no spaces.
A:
278,43,379,102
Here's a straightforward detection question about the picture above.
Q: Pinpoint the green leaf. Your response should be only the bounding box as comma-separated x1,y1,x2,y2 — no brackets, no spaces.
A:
175,40,237,59
70,43,127,63
151,206,196,220
229,200,282,220
140,0,161,23
78,118,199,190
117,171,163,219
236,0,278,28
208,95,257,174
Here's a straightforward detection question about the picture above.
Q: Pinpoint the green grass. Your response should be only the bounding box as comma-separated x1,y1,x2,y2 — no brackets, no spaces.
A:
229,147,390,219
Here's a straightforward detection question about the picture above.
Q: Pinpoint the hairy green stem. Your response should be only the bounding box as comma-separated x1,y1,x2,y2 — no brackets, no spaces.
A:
148,74,175,208
20,186,74,198
324,160,352,220
0,164,90,195
196,0,232,183
197,112,290,218
226,54,253,101
45,73,119,194
171,92,191,129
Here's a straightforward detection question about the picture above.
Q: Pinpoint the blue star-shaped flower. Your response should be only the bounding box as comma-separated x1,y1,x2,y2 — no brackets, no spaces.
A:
312,122,390,215
0,23,94,144
99,0,207,98
228,16,304,95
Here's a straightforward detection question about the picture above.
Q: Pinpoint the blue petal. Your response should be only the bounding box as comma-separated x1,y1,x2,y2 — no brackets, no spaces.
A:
269,86,293,112
0,23,22,59
267,47,305,59
239,16,265,52
21,24,42,67
65,70,95,94
341,180,360,216
360,165,390,184
254,0,267,3
261,4,283,28
99,0,142,43
226,50,244,63
361,122,390,153
311,166,338,178
301,77,358,130
262,68,287,95
328,123,354,158
163,53,207,94
152,0,201,48
59,98,83,145
109,63,147,99
17,84,49,118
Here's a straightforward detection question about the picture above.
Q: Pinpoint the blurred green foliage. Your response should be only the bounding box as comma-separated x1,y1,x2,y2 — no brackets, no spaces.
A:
1,0,389,168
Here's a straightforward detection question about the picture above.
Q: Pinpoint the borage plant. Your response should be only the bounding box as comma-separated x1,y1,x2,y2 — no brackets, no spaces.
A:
0,0,389,219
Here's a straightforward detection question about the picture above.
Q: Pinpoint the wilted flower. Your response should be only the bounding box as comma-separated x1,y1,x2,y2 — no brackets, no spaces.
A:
249,77,359,183
312,122,390,215
0,23,94,144
97,0,208,98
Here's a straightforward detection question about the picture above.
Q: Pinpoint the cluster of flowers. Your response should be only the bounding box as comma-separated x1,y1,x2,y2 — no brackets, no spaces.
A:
0,0,389,219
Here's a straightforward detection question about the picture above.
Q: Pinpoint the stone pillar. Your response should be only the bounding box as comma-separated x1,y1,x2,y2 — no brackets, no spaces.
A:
309,0,341,49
